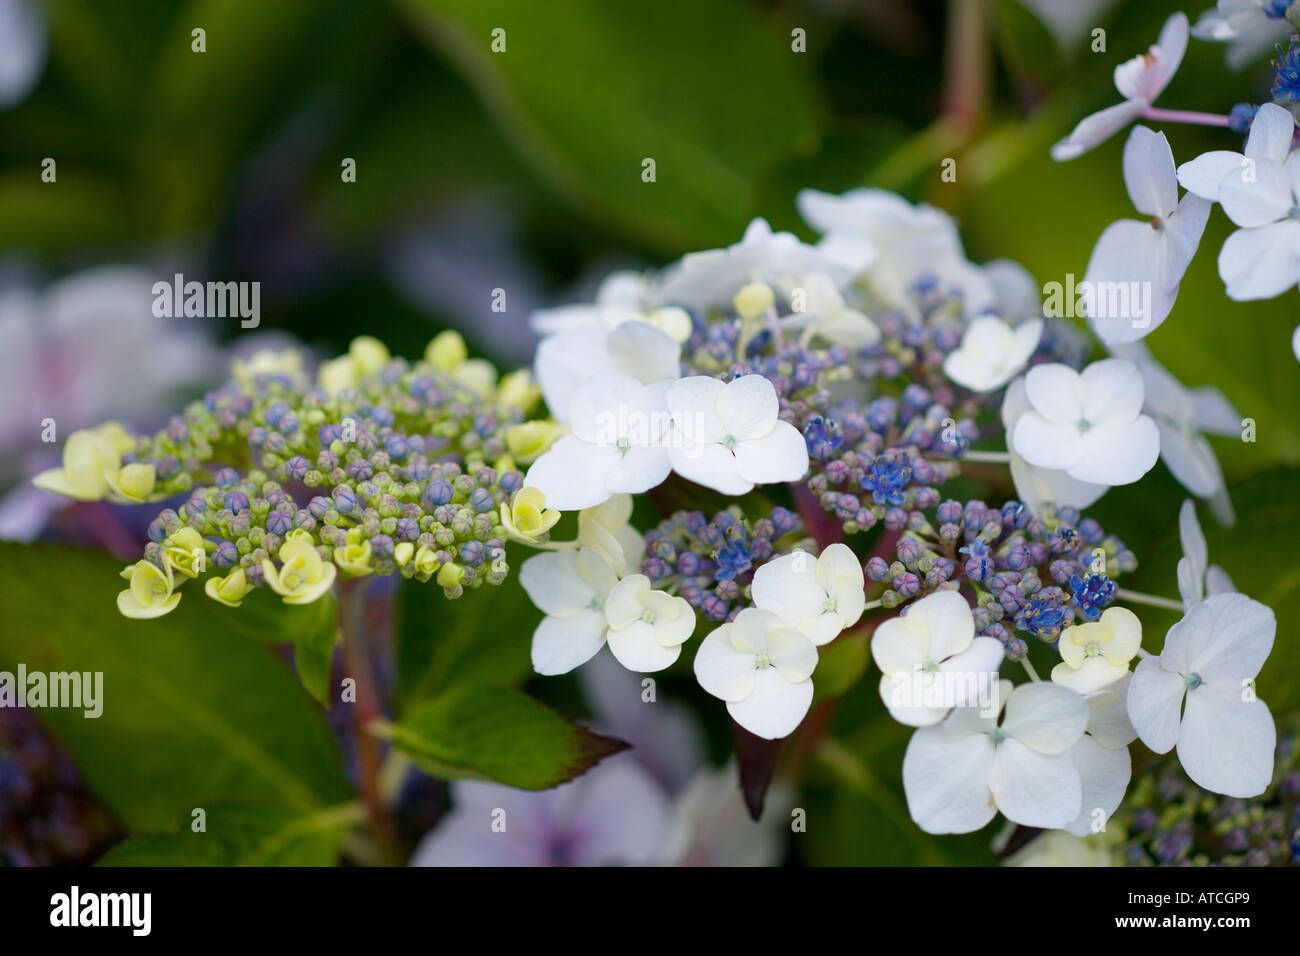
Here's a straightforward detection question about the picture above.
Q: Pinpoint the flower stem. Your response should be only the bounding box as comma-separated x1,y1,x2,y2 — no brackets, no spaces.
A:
961,449,1012,463
337,577,400,865
1116,587,1185,612
1140,107,1231,128
1021,656,1041,682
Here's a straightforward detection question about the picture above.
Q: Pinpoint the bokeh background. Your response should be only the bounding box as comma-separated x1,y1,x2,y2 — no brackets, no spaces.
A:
0,0,1296,866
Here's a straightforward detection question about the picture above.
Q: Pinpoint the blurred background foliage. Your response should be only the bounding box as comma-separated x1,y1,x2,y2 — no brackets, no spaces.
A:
0,0,1295,866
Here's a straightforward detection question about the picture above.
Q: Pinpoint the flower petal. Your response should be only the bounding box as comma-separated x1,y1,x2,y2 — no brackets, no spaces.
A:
1218,221,1300,301
1067,416,1160,486
716,373,779,441
990,739,1082,830
1122,126,1178,218
1025,363,1084,423
607,621,682,673
1080,358,1145,427
725,667,813,740
1062,735,1131,837
750,550,826,629
1127,655,1185,754
902,725,997,834
733,420,810,485
1178,682,1275,797
1001,682,1090,755
693,627,755,702
531,610,607,676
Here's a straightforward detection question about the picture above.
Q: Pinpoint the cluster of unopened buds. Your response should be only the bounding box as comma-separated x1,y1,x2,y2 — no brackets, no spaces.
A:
38,173,1279,846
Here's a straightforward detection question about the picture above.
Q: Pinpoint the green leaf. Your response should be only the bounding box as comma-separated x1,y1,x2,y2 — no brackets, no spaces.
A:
98,803,362,867
292,603,340,706
0,543,350,831
376,685,628,789
398,0,823,251
205,588,339,704
395,576,537,711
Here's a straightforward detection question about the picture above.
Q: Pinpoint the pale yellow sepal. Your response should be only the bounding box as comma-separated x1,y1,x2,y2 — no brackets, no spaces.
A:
117,559,182,619
205,568,249,608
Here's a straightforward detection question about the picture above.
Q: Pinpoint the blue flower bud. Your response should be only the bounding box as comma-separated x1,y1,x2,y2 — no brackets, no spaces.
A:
425,480,454,507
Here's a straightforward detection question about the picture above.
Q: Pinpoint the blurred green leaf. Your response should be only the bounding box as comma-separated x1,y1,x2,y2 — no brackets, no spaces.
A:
394,577,537,711
376,684,627,789
399,0,823,251
0,172,130,253
98,803,361,866
757,122,912,234
0,543,350,831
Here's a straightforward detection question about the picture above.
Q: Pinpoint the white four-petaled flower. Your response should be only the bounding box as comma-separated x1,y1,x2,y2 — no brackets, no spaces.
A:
1127,592,1276,797
902,680,1090,833
603,573,696,672
1010,359,1160,486
871,589,1004,727
694,608,818,740
1051,606,1142,694
525,371,672,511
665,374,809,495
750,543,866,646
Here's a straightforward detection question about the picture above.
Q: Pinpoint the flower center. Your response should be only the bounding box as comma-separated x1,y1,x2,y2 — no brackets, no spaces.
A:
822,596,837,613
722,434,737,451
641,608,657,624
1085,641,1101,657
754,653,771,669
1187,672,1203,690
990,727,1007,744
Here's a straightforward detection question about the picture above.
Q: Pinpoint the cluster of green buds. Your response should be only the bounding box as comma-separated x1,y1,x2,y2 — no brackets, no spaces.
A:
35,333,567,619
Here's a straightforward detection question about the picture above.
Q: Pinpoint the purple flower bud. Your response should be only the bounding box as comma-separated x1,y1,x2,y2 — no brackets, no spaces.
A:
213,540,239,568
866,556,890,581
266,510,292,536
424,480,454,507
893,573,920,598
333,486,359,514
770,507,799,535
285,455,310,481
936,499,962,524
469,488,495,513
